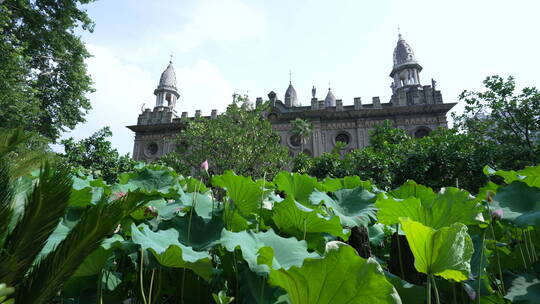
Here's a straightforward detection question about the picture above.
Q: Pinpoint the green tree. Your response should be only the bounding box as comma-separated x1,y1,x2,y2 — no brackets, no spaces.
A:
290,118,313,153
160,98,290,179
59,127,136,183
0,0,95,141
453,75,540,169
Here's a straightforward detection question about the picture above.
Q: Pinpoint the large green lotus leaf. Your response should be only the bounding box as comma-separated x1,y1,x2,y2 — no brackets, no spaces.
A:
389,180,436,204
272,197,348,241
321,176,371,192
131,223,213,281
309,187,377,227
212,170,263,216
493,181,540,227
219,228,319,274
400,218,474,281
117,167,180,195
385,273,425,304
158,212,224,251
274,172,322,205
268,243,400,304
485,165,540,188
178,190,216,220
377,187,482,229
503,270,540,303
72,235,124,277
68,175,110,207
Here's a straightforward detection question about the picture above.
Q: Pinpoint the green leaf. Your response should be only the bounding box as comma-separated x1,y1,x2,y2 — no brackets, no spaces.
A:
212,170,263,216
268,243,400,304
219,228,319,274
321,176,371,192
485,165,540,188
272,197,348,243
274,172,322,205
130,223,213,281
376,187,482,229
493,181,540,227
400,218,474,281
504,270,540,303
158,212,224,251
310,186,377,227
389,180,437,203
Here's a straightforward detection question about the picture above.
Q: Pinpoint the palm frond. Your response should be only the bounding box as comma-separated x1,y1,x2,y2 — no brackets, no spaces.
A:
0,163,72,286
0,159,14,248
0,128,30,157
15,191,154,304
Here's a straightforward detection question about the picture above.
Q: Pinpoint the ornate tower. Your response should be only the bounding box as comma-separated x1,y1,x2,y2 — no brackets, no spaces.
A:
390,33,423,92
153,61,180,110
284,81,299,107
324,88,336,107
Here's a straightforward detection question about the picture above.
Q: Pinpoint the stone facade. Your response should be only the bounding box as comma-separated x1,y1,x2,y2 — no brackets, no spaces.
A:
127,34,456,161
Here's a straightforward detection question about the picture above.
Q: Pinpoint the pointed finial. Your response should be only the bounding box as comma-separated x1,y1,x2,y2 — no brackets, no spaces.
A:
397,25,402,39
169,53,174,63
289,70,292,84
328,81,331,90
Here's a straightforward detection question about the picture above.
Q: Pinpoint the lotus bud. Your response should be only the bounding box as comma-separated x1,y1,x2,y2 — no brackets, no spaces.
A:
201,159,209,171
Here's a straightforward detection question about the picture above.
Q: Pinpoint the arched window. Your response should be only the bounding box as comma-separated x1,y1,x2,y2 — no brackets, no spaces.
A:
414,127,431,138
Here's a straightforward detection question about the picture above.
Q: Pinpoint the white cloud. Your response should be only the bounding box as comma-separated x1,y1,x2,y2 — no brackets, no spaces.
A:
176,60,234,115
58,44,234,155
164,0,267,52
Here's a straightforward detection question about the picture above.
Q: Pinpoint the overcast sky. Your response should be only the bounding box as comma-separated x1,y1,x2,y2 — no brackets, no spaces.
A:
59,0,540,155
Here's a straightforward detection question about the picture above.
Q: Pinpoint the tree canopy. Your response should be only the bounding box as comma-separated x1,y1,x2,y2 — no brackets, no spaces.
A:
0,0,95,141
160,98,290,179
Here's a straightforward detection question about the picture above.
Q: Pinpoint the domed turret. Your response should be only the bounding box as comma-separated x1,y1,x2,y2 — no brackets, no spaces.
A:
154,61,180,109
390,34,423,90
284,82,299,107
158,62,177,90
324,88,336,107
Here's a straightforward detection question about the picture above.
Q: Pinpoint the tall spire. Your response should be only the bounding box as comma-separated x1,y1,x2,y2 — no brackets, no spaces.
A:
284,72,299,107
154,60,180,109
390,32,423,89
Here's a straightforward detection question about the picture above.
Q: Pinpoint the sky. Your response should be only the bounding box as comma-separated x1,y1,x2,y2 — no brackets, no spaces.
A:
59,0,540,155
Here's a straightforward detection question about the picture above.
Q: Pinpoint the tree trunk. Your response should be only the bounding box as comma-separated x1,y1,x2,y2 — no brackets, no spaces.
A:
388,232,426,284
347,226,371,259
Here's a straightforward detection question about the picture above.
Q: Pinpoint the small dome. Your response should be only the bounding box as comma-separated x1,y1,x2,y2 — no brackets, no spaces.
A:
158,61,177,90
393,34,417,69
284,83,299,107
324,88,336,107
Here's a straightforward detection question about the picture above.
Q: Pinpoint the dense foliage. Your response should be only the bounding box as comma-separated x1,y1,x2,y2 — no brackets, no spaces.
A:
59,127,136,183
293,123,494,192
2,128,539,303
160,99,290,180
0,0,95,141
453,75,540,169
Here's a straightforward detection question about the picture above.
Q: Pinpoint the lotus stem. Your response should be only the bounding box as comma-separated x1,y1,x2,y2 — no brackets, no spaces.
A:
395,223,405,279
526,228,537,262
427,273,432,304
258,172,267,232
140,248,148,304
303,219,307,240
486,202,505,294
452,281,457,304
477,229,486,303
522,228,533,266
430,275,440,304
259,275,266,304
148,269,155,304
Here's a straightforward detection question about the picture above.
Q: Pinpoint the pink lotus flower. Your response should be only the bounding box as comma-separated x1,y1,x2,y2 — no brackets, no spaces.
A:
113,191,126,200
201,160,209,171
492,209,504,220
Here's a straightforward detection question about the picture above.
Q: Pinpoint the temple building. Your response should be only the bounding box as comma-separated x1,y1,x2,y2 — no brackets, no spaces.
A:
127,34,456,161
